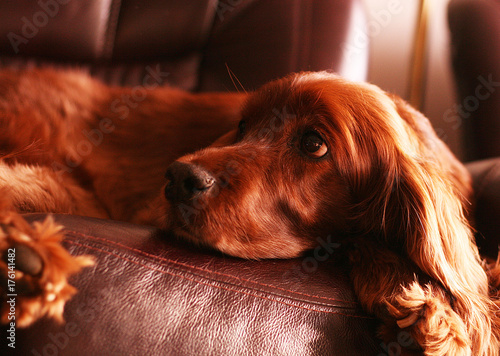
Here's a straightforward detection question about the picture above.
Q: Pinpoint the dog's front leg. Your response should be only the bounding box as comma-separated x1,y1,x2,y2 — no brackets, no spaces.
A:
0,162,96,327
0,204,92,327
348,238,471,356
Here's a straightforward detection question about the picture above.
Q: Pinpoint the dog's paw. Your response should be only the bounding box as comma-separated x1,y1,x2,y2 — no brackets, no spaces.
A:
0,213,93,327
383,282,471,356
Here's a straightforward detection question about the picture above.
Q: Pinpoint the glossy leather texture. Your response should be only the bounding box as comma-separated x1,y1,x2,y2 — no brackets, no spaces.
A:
5,214,381,356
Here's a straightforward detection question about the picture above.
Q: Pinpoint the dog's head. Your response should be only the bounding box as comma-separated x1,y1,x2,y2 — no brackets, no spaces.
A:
163,72,472,264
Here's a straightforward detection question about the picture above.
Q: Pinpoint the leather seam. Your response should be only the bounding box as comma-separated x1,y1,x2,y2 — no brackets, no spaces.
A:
65,229,358,306
65,239,372,319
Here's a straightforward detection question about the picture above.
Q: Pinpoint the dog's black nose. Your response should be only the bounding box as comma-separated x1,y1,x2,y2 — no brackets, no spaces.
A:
164,161,215,203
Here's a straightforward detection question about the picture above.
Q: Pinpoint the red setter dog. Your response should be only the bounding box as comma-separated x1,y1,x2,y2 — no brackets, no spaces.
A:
1,69,500,355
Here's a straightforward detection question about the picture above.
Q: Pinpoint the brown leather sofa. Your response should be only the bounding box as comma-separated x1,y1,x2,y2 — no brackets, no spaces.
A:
1,1,500,355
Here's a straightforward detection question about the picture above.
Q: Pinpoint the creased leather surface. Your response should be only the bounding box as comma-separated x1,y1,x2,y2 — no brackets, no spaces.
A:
2,214,381,355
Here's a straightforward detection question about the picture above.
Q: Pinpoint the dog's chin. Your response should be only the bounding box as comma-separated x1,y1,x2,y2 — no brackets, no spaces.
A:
164,201,310,259
170,225,234,257
172,226,213,250
171,224,308,260
213,240,300,260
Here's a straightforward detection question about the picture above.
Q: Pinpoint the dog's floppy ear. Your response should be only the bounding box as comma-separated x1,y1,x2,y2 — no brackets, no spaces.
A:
389,94,472,202
357,94,497,346
387,96,481,285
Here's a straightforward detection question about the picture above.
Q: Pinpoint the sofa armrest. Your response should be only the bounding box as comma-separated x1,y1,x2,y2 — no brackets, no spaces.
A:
3,214,380,355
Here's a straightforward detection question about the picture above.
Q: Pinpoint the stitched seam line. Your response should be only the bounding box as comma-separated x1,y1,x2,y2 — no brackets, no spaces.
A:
66,239,372,320
65,229,358,306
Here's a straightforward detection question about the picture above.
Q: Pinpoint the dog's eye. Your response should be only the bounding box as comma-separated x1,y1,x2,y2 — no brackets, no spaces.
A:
238,120,246,136
300,131,328,158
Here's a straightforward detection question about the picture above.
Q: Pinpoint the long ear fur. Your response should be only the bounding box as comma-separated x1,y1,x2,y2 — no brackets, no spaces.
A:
386,153,500,354
344,90,500,353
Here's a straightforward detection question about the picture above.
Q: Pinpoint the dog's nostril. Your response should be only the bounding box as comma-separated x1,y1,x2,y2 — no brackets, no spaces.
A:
184,176,215,193
204,176,215,188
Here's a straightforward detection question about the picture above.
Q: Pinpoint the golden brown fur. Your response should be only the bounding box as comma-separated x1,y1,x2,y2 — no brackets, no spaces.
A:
1,68,499,355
